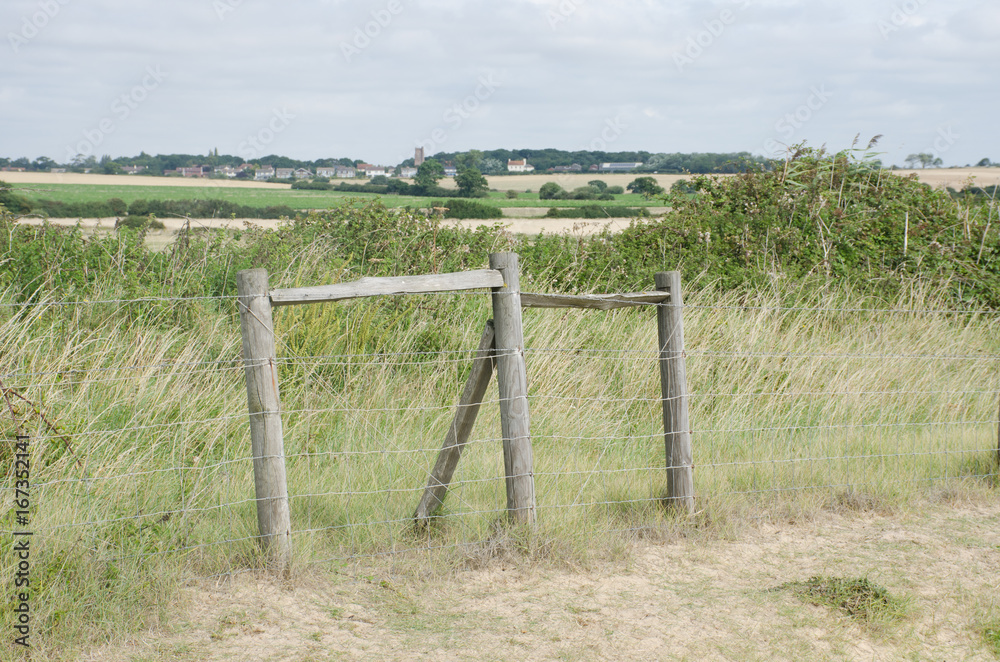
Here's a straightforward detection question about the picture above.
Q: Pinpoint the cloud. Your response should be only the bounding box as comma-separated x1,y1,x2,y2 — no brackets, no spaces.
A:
1,0,996,166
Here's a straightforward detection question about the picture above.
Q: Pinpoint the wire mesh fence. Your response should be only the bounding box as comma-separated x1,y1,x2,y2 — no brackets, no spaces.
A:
1,288,997,582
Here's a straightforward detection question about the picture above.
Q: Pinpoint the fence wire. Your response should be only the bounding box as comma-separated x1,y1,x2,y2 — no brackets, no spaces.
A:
1,293,997,582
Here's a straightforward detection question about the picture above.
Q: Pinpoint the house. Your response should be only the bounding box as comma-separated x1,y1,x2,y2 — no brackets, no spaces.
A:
357,163,387,177
213,166,238,177
164,166,209,177
294,168,313,179
507,159,534,173
399,166,418,178
443,167,457,177
549,164,582,173
334,166,356,178
122,165,146,175
316,167,337,177
255,166,275,180
275,168,295,179
599,162,643,172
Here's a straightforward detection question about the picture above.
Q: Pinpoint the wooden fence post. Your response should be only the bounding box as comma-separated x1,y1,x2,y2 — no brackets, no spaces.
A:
655,271,695,513
236,268,292,574
489,253,536,525
413,321,496,526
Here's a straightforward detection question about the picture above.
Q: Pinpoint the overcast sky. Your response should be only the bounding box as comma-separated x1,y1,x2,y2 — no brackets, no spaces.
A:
2,0,998,167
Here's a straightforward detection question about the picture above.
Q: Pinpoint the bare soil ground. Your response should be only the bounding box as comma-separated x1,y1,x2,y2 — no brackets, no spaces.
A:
0,171,292,189
9,168,997,193
75,493,1000,661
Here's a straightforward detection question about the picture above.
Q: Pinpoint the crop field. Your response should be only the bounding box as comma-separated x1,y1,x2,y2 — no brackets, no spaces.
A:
7,179,655,214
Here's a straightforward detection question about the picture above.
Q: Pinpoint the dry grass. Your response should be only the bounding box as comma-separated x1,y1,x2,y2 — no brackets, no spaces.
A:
0,276,997,656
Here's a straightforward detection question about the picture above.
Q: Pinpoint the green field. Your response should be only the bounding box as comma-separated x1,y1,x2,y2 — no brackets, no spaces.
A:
10,182,656,213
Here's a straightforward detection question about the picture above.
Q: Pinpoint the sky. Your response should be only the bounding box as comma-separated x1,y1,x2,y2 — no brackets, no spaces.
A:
2,0,998,168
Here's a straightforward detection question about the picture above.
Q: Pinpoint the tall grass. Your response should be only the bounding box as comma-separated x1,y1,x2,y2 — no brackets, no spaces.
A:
1,269,996,656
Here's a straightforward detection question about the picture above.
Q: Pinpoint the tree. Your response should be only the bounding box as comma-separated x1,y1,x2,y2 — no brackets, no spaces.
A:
976,158,992,167
627,176,665,198
587,179,608,192
454,150,484,172
538,182,566,200
455,167,488,198
99,155,122,175
480,157,505,175
31,156,56,171
904,153,935,169
414,159,444,191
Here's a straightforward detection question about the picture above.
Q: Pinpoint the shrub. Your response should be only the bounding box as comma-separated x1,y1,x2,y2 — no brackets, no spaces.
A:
431,199,502,219
539,182,566,200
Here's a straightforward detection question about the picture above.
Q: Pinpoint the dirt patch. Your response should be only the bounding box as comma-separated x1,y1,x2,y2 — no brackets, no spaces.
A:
894,168,1000,190
1,172,292,189
76,496,1000,661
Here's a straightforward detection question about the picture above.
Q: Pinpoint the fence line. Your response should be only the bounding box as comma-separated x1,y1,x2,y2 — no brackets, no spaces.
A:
1,264,998,582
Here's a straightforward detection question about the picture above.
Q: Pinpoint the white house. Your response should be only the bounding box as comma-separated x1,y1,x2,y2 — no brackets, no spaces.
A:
334,166,357,178
294,168,313,178
507,159,534,173
275,168,295,179
255,166,275,180
399,166,418,178
357,163,387,177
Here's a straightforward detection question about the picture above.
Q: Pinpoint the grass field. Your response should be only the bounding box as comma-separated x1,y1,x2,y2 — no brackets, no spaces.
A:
9,181,655,213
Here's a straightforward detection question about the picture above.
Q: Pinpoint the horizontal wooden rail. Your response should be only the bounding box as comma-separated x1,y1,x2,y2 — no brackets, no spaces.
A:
270,269,504,307
520,291,670,310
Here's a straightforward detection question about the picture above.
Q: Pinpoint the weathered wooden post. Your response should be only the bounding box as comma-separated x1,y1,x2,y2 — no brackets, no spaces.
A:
655,271,695,513
489,253,536,524
236,268,292,574
413,321,496,526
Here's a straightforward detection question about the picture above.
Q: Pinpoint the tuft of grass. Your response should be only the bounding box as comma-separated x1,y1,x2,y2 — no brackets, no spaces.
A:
779,576,910,627
984,623,1000,657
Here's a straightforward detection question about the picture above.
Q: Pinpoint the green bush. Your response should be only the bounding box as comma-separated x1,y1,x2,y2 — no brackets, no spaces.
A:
431,198,503,219
542,205,644,219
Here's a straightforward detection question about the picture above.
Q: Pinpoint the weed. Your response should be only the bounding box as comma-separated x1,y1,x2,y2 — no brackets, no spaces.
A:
778,576,910,627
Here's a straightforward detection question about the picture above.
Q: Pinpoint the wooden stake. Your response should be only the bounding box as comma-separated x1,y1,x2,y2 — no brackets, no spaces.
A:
655,272,695,513
489,253,536,525
236,269,292,575
413,321,496,526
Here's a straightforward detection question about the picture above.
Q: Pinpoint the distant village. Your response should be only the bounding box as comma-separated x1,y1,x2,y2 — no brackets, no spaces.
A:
1,147,646,181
